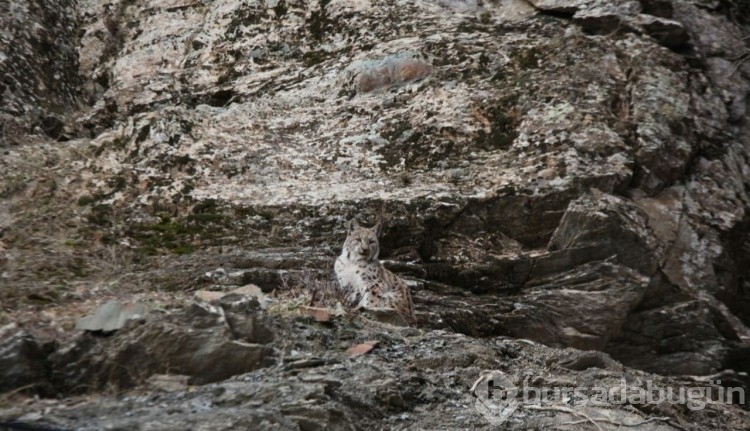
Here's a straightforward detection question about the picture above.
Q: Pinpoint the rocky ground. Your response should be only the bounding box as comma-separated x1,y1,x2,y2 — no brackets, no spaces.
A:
2,0,750,429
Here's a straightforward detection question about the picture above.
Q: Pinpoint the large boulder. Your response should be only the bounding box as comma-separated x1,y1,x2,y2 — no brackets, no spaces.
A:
51,297,275,392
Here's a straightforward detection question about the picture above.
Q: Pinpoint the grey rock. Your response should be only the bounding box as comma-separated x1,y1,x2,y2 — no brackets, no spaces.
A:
556,350,623,371
5,319,749,430
573,6,626,34
53,302,275,392
526,0,586,15
362,308,410,327
548,191,660,274
75,300,151,332
0,330,50,394
632,14,690,48
219,293,275,343
640,0,673,18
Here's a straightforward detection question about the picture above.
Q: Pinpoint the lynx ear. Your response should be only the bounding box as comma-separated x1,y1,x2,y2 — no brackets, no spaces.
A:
372,221,382,237
347,219,360,233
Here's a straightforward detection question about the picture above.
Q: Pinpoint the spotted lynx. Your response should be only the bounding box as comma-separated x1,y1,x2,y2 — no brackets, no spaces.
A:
334,219,416,324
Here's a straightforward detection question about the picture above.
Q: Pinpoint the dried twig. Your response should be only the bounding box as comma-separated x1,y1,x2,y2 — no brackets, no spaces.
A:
524,404,671,430
525,405,603,431
730,51,750,77
561,416,673,428
0,384,37,405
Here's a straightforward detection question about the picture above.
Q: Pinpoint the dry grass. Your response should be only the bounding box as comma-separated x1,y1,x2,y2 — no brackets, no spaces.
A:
273,269,350,309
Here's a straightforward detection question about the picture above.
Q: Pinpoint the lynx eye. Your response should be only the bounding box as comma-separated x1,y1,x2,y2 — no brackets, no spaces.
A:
369,239,376,244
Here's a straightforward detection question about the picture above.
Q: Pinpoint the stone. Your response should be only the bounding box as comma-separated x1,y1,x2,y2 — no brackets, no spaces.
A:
573,6,625,34
632,14,690,48
556,350,623,372
0,330,50,394
525,0,585,15
640,0,673,18
52,303,275,392
194,290,224,303
230,284,263,298
75,301,151,332
219,294,275,343
345,340,379,357
300,306,334,322
195,284,267,308
4,308,750,429
146,374,190,392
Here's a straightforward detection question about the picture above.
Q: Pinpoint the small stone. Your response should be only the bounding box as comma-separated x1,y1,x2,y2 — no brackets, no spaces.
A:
285,358,327,370
346,340,379,357
194,290,224,303
147,374,190,392
75,301,151,332
230,284,263,298
194,285,266,307
300,306,333,322
526,0,583,15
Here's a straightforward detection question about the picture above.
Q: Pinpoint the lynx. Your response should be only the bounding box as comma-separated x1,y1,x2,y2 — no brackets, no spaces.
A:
334,220,416,324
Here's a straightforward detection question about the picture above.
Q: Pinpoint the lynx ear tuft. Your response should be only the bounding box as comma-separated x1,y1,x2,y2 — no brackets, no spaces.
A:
372,221,382,237
347,219,360,233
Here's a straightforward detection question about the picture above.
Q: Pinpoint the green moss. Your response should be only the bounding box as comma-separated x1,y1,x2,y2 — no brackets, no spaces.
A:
303,51,328,67
130,205,230,255
107,175,127,192
187,213,227,223
94,135,129,157
171,244,196,255
1,175,28,198
77,195,95,206
87,204,112,226
516,46,541,69
133,229,188,254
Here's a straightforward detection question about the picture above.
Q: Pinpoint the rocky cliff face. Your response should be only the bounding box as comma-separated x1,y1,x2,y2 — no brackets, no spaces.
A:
2,0,750,429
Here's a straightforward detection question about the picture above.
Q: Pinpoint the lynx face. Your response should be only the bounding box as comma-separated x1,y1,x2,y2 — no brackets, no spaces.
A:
342,220,381,263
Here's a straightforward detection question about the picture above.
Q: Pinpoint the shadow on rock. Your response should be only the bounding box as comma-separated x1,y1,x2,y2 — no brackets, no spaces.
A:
49,296,275,393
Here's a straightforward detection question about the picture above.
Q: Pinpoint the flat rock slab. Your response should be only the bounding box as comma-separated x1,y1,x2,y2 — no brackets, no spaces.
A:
75,301,151,332
55,302,276,391
346,340,380,357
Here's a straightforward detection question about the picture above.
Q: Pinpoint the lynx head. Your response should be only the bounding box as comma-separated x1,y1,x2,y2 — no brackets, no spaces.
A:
342,219,382,262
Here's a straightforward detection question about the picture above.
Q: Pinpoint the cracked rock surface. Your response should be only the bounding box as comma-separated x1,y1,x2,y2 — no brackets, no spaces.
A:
2,0,750,429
